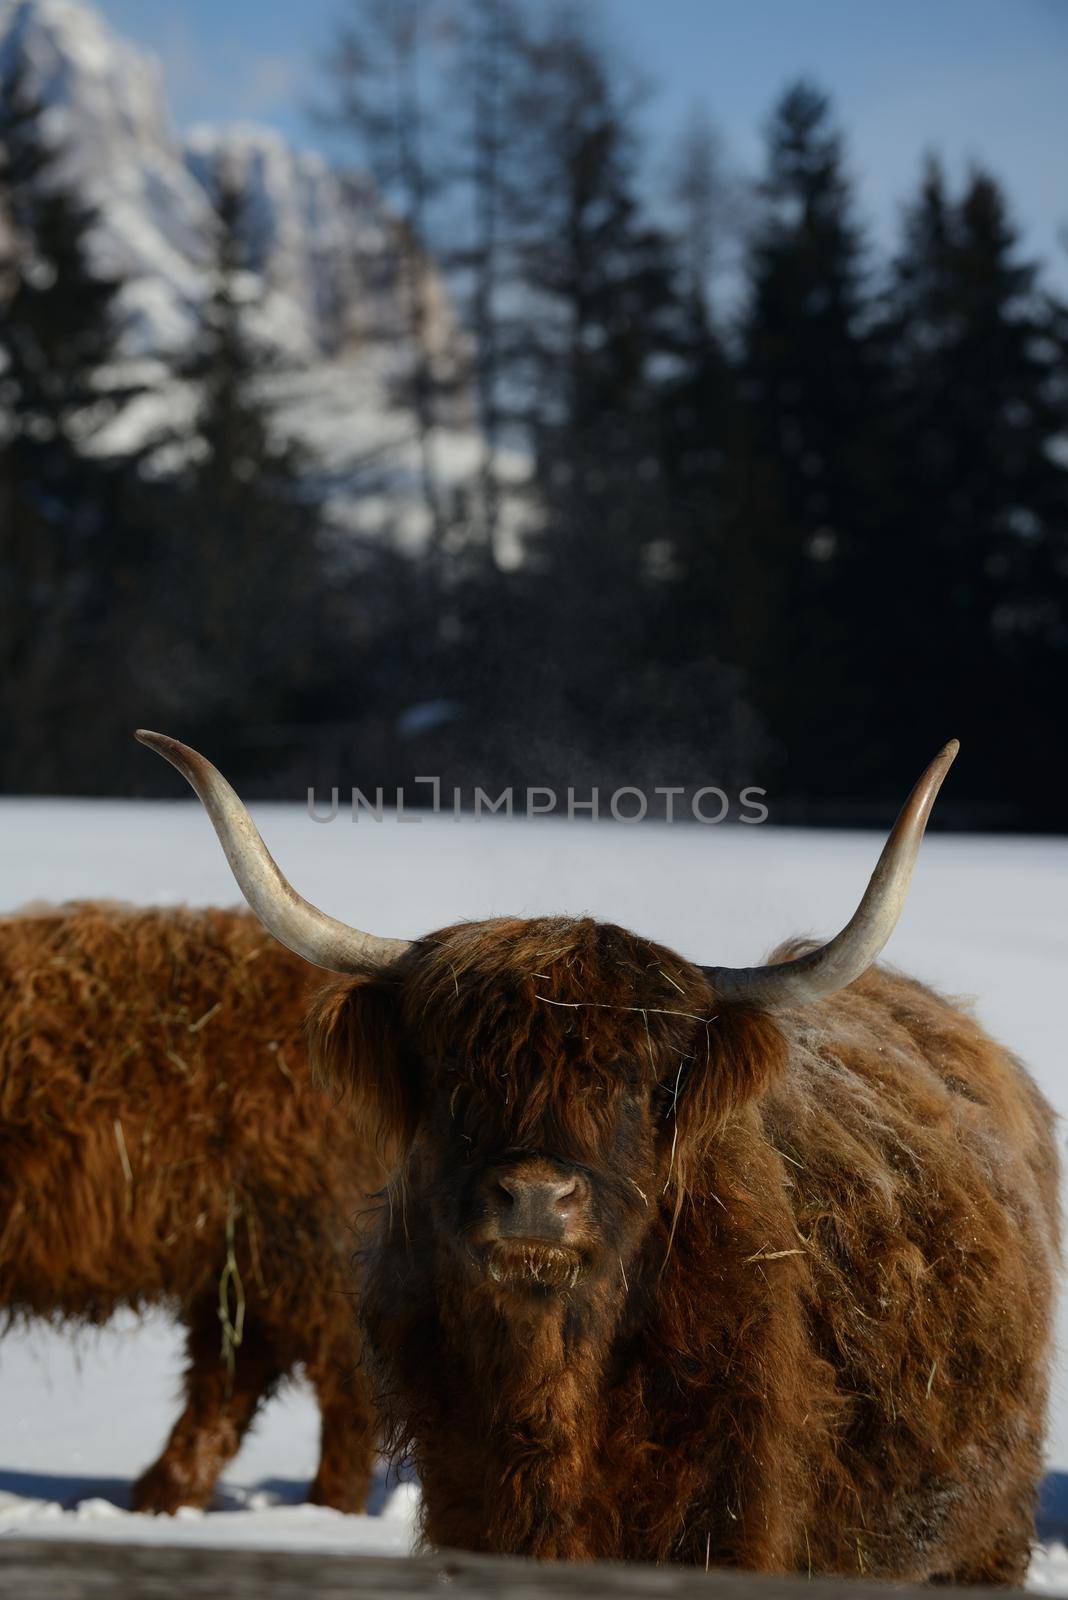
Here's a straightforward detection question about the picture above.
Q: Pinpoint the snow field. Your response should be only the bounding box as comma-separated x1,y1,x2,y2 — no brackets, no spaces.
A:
1,798,1066,1583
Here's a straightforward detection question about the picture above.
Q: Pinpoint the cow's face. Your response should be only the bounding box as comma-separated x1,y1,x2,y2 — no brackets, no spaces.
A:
309,916,785,1302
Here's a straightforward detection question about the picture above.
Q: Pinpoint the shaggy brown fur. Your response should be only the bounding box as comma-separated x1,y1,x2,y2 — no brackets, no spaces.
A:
307,916,1059,1582
0,901,384,1513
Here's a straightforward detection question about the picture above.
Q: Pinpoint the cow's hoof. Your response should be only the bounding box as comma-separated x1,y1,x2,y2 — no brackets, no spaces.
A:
307,1474,371,1515
130,1459,208,1515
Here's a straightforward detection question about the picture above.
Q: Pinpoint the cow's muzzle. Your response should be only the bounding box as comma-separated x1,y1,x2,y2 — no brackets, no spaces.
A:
494,1170,587,1241
470,1158,591,1287
478,1159,590,1245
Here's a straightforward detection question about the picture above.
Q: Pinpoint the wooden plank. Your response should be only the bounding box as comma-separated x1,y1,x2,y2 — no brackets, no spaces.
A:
0,1540,1031,1600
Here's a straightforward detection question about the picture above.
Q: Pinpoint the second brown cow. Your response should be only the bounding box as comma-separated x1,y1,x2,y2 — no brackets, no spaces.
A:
0,900,381,1513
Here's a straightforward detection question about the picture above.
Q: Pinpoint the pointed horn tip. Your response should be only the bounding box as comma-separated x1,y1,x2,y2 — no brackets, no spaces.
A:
136,728,199,762
927,738,960,788
135,729,206,787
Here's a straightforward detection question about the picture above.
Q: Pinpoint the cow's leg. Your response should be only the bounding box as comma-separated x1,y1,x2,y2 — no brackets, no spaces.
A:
305,1336,377,1513
131,1296,284,1514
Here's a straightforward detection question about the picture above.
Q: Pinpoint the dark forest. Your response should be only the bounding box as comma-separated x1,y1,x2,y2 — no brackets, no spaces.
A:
2,0,1066,827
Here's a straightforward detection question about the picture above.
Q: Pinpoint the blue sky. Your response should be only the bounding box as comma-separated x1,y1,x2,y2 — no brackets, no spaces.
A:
96,0,1068,283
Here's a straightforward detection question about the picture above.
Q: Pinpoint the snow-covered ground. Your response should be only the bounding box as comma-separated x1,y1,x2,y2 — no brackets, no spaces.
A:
1,796,1067,1584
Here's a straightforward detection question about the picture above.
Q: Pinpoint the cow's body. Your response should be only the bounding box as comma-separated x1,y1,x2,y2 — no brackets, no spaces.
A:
328,921,1058,1582
0,901,381,1513
131,730,1060,1581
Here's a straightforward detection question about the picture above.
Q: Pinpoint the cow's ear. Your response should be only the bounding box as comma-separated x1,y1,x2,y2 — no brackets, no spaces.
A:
305,976,417,1167
672,1006,787,1157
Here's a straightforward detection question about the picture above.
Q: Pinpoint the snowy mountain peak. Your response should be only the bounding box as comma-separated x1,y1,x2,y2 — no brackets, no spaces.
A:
0,0,214,350
0,0,491,547
0,0,392,357
0,0,173,166
0,0,426,361
183,123,387,358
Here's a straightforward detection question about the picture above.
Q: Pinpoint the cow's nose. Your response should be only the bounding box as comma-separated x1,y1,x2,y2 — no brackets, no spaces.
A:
489,1170,589,1241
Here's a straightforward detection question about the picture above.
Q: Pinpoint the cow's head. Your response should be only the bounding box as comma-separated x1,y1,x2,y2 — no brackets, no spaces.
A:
135,731,956,1303
303,912,788,1297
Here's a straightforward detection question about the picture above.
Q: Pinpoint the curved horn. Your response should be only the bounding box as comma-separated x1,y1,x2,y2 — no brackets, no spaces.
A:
703,740,959,1010
135,730,411,973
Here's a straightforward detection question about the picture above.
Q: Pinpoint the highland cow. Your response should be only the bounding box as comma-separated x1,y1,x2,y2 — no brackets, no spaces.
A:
138,730,1060,1583
0,900,382,1514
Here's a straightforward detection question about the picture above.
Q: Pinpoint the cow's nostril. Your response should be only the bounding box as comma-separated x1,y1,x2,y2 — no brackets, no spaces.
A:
486,1170,587,1233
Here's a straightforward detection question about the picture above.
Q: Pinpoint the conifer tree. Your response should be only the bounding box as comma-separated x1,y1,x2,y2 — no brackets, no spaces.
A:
145,176,328,756
876,160,1068,817
655,112,746,674
325,0,456,553
511,17,681,485
0,57,132,791
496,11,699,783
446,0,530,567
737,81,883,791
